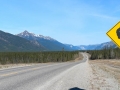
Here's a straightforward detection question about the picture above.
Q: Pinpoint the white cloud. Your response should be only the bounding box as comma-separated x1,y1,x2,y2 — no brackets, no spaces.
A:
90,14,118,20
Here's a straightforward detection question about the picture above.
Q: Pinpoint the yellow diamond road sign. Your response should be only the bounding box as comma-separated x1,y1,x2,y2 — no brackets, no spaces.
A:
106,21,120,48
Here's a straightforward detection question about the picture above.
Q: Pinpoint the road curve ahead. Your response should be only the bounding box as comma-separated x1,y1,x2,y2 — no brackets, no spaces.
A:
0,53,88,90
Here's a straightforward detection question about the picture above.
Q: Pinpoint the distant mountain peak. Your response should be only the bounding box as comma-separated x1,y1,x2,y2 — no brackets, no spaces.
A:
18,30,33,37
17,30,73,51
17,30,56,41
24,30,29,33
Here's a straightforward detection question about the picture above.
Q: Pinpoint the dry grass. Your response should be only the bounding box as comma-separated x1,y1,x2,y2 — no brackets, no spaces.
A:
90,59,120,67
75,53,83,60
69,53,83,62
0,63,39,70
89,59,120,84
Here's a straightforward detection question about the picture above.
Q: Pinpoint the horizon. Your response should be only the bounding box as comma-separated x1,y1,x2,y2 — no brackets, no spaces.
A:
18,30,111,46
0,29,111,46
0,0,120,45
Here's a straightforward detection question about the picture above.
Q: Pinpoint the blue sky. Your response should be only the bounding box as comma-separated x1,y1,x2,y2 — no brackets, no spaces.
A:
0,0,120,45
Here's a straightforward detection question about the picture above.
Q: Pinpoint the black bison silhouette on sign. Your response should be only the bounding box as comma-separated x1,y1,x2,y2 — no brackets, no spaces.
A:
117,28,120,39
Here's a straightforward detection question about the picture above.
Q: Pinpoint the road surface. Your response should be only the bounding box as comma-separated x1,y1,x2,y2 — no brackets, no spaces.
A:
0,53,87,90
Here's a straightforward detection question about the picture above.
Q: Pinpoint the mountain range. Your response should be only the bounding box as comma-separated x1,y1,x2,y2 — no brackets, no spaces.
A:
0,30,116,51
65,41,116,50
17,30,116,50
0,30,45,51
17,30,73,51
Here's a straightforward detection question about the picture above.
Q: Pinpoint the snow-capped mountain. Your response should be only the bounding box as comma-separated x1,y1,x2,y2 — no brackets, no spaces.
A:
17,30,73,51
17,30,55,41
0,30,45,51
65,44,82,50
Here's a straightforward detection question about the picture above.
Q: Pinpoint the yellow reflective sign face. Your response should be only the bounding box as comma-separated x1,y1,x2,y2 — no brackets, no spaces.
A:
106,21,120,48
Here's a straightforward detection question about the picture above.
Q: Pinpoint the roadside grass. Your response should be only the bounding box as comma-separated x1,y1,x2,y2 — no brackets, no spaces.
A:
0,63,37,70
74,53,83,61
89,60,120,84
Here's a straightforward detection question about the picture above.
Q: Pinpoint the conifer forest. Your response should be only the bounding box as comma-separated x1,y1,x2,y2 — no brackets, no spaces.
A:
0,51,79,65
88,47,120,60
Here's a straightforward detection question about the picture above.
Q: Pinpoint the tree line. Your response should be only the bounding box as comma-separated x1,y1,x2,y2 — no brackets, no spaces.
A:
87,47,120,60
0,51,79,65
